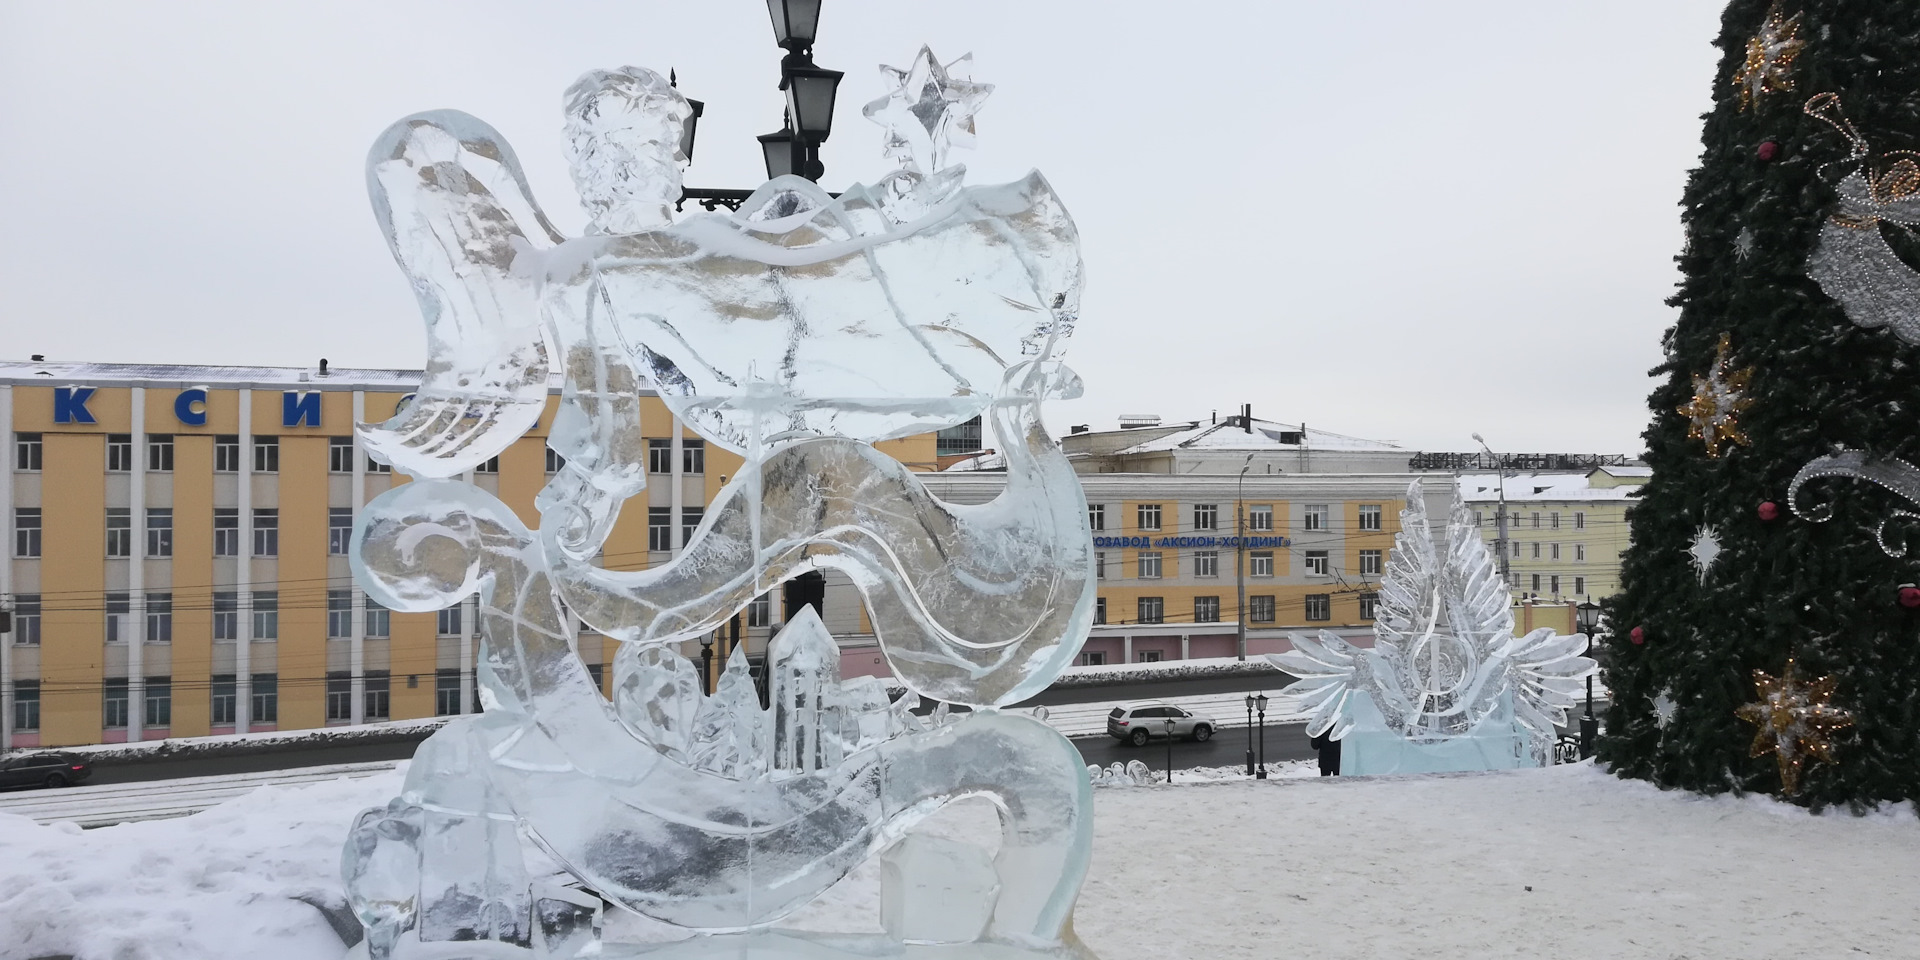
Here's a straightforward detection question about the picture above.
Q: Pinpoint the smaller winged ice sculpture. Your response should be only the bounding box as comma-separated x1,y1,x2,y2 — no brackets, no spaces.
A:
1270,481,1596,744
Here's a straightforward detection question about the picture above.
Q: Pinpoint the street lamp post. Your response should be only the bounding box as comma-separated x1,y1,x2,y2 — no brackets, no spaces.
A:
1236,452,1254,662
1163,718,1176,783
676,0,847,211
1576,601,1601,759
1472,433,1511,588
1244,695,1256,776
1254,693,1269,779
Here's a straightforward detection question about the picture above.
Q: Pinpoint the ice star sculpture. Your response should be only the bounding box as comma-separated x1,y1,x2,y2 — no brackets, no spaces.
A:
1270,482,1596,774
862,46,992,222
340,56,1099,960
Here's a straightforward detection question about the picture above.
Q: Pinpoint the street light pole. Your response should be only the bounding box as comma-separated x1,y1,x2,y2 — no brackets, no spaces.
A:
1236,452,1253,662
1244,695,1256,777
1164,718,1175,783
1254,693,1269,779
1577,601,1601,759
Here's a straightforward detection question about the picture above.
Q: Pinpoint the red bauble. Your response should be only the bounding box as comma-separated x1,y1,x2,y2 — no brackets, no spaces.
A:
1900,584,1920,609
1758,140,1780,161
1758,501,1780,521
1629,626,1646,645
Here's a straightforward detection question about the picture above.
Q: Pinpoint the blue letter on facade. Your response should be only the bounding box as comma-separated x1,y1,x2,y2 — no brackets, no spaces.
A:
53,387,96,424
282,391,321,427
174,388,208,426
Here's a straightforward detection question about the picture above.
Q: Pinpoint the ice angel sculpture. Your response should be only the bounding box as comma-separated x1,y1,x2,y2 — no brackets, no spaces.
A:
340,58,1102,960
1269,482,1595,775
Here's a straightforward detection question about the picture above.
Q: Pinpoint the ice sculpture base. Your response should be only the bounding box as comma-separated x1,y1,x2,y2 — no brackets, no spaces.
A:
1338,690,1537,776
603,931,1099,960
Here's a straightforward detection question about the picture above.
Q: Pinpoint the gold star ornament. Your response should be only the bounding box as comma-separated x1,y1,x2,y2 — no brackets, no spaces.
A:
1677,334,1755,458
1735,661,1852,795
1733,4,1805,111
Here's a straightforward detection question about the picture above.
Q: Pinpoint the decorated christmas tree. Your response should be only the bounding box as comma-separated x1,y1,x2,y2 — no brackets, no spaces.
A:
1602,2,1920,808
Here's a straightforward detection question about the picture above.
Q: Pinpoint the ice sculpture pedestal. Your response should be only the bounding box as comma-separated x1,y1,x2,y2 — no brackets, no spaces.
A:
1337,691,1535,776
600,932,1099,960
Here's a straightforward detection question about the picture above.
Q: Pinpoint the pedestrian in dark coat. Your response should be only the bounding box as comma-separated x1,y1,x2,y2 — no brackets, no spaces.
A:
1309,729,1341,776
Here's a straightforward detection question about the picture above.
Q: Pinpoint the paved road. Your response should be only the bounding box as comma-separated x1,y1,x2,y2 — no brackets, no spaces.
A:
1075,723,1316,775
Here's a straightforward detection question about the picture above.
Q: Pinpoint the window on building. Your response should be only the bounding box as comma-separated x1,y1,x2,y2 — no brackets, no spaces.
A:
252,509,278,556
935,415,983,456
1358,504,1382,531
12,680,39,731
215,435,240,473
10,595,39,646
683,439,705,474
1136,650,1163,663
747,594,771,627
329,508,353,555
145,508,173,557
648,507,672,551
437,604,463,637
1248,505,1273,532
14,433,42,471
1136,596,1164,625
366,454,391,474
106,508,131,557
1094,551,1106,580
1137,503,1162,531
474,455,499,474
1474,511,1484,527
1359,549,1382,577
1530,511,1541,528
1249,595,1275,623
1550,511,1561,530
106,592,130,644
144,592,172,643
647,438,673,474
1551,543,1561,560
1079,651,1106,666
436,670,462,717
252,674,278,723
107,434,133,472
1531,573,1542,593
1194,550,1219,578
1303,504,1328,531
103,679,129,728
1193,503,1218,531
1575,576,1586,595
252,436,279,473
143,678,172,727
1305,551,1329,576
1249,550,1274,577
1575,511,1586,530
327,590,352,639
14,508,40,557
1304,594,1331,621
1359,592,1380,620
364,671,390,721
1138,551,1162,579
682,507,703,544
1551,575,1561,594
1575,543,1586,561
1530,542,1541,560
1512,540,1522,558
214,508,239,556
1093,597,1106,625
365,596,391,639
211,675,237,725
1195,595,1220,623
326,673,352,722
213,592,237,641
585,663,604,699
146,434,173,472
1088,504,1105,531
546,448,567,473
328,437,354,472
252,591,277,640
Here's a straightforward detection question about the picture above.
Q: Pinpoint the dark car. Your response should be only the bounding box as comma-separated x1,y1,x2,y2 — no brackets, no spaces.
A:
0,752,92,789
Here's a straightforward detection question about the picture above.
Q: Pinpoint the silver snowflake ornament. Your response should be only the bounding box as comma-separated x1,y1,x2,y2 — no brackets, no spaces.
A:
1687,524,1723,583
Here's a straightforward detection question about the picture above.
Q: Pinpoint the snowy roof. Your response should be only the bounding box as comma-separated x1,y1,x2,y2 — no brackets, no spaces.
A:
0,359,580,393
1592,465,1653,477
1456,472,1641,503
1109,417,1403,455
941,451,1007,472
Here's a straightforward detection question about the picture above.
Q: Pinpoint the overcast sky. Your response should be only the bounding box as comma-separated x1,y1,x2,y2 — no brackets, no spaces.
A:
0,1,1726,456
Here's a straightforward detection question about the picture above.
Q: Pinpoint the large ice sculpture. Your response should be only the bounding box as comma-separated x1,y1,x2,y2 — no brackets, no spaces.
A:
341,55,1100,960
1269,482,1595,774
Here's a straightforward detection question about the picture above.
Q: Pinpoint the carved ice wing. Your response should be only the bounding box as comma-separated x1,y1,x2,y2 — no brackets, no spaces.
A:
1440,485,1516,650
1269,631,1364,738
361,110,564,478
1501,627,1597,739
1376,480,1439,655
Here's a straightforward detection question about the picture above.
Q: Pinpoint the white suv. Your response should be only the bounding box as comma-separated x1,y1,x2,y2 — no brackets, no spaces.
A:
1106,701,1215,747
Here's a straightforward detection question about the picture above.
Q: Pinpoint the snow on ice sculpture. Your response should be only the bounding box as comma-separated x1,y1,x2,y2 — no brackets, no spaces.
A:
340,55,1102,960
1268,482,1595,775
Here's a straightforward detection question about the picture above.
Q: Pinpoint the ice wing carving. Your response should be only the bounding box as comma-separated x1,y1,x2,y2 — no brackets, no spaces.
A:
362,110,564,477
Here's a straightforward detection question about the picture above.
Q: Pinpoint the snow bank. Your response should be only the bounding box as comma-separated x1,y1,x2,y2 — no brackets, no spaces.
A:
4,762,1916,960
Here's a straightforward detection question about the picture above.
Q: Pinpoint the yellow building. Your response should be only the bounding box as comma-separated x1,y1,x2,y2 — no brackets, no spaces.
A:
1457,466,1649,604
0,361,935,749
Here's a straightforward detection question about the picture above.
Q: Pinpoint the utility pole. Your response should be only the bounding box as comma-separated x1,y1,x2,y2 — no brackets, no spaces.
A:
1473,433,1510,586
1235,452,1254,661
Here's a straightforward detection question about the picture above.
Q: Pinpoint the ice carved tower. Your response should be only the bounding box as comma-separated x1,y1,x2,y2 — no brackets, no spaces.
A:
339,55,1100,960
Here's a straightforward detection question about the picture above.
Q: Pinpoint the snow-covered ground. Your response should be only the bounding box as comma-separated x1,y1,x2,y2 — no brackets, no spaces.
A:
2,762,1914,960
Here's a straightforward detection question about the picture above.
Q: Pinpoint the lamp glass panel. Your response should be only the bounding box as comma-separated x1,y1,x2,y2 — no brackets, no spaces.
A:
759,130,796,180
785,68,843,139
766,0,821,45
679,99,704,163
